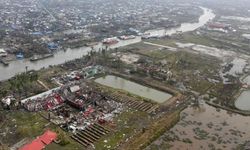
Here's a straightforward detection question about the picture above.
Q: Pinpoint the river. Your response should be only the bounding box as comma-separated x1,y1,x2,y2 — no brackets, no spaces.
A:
144,7,215,37
0,7,215,81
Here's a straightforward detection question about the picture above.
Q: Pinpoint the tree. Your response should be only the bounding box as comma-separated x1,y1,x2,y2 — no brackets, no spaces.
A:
8,72,39,100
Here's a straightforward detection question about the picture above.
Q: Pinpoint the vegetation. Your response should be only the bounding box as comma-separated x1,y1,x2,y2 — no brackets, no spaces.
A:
120,111,181,150
94,110,150,150
55,128,70,146
8,72,38,99
0,111,49,145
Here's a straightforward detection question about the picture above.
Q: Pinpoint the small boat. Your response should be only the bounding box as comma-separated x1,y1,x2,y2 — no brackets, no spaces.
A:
85,42,98,47
0,59,9,66
102,37,119,45
119,35,136,40
30,53,54,61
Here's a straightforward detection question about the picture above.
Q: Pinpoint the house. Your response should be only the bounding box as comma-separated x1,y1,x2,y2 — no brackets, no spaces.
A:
82,65,104,78
0,49,7,57
19,130,57,150
47,42,58,50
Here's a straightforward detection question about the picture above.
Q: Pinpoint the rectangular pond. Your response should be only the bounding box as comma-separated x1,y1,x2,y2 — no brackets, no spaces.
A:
95,75,172,103
235,90,250,111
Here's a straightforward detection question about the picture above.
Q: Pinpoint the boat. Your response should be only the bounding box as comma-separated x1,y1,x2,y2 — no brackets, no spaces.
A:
102,37,119,45
119,35,136,40
30,53,54,61
0,59,9,66
84,42,98,47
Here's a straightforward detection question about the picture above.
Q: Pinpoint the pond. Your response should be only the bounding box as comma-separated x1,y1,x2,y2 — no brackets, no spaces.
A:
235,90,250,111
95,75,172,103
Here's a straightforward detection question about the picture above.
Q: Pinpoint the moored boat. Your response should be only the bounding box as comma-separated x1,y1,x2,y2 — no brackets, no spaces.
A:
30,53,54,61
119,35,136,40
102,37,119,45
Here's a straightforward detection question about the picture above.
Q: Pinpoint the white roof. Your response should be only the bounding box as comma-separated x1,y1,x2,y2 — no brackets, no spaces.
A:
70,85,80,93
242,34,250,39
21,86,61,103
0,48,6,53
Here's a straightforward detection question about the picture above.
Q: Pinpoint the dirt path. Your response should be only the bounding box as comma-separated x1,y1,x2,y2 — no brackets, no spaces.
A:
37,80,50,90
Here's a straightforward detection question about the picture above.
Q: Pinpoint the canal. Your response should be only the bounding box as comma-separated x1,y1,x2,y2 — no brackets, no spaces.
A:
95,75,172,103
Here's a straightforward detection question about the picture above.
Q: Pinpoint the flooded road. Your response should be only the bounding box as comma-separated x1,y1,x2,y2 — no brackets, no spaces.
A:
95,75,172,103
146,102,250,150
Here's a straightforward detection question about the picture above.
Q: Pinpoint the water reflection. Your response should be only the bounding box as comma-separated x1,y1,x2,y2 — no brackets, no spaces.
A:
95,75,172,103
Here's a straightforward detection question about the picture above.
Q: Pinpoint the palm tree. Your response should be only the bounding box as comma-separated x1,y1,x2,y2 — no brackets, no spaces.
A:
8,72,39,100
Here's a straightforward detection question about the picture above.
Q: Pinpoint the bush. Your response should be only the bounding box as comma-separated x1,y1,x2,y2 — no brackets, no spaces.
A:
56,129,70,146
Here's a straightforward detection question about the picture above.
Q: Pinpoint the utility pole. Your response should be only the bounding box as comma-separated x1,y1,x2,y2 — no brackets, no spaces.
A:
25,66,28,73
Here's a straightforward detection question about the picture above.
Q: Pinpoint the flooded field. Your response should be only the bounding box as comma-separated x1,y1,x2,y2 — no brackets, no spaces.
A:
146,102,250,150
176,42,236,59
95,75,172,103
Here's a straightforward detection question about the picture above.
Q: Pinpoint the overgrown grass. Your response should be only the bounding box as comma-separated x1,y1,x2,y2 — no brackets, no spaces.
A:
94,110,150,150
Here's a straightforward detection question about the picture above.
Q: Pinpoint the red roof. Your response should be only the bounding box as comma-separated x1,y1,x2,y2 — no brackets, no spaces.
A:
39,130,57,145
19,139,45,150
19,130,57,150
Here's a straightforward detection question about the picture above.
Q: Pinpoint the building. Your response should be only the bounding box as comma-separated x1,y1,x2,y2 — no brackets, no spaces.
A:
0,49,7,57
20,130,57,150
242,34,250,41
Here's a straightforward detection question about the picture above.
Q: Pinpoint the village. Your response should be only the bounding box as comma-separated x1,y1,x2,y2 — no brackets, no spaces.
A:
1,0,250,149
